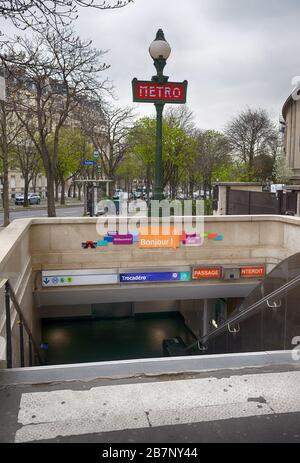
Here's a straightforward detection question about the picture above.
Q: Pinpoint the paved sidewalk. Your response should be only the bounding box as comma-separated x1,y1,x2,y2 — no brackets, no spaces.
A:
1,363,300,443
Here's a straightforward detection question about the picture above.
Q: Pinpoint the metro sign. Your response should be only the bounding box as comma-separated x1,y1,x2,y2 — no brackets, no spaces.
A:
240,266,266,278
132,78,188,104
192,267,222,280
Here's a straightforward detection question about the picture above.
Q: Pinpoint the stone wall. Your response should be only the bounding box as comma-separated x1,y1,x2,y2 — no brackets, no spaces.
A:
1,215,300,367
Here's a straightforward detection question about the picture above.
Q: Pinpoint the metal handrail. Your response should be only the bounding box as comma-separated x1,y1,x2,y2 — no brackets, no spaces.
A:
185,272,300,353
4,280,42,368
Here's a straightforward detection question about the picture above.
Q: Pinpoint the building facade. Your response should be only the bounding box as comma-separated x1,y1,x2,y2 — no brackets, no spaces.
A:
0,170,47,199
282,90,300,183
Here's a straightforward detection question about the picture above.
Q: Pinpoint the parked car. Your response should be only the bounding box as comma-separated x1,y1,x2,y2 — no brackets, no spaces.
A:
15,193,41,205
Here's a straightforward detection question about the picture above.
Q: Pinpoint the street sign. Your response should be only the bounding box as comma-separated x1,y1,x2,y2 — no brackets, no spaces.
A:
240,266,265,278
192,267,222,280
42,269,118,287
132,79,188,104
120,271,191,283
93,150,100,158
82,160,96,166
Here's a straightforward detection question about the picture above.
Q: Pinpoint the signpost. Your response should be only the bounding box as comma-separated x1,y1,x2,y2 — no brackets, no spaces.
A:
132,79,187,104
132,29,188,203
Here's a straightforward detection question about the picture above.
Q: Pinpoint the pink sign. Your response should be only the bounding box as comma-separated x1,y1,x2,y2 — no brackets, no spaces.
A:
113,235,133,245
182,235,203,247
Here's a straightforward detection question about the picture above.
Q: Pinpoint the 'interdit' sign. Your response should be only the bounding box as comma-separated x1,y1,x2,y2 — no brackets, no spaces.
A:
132,79,188,104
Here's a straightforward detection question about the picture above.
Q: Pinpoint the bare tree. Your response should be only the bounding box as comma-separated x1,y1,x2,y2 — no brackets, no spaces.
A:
11,130,41,206
80,101,135,195
225,108,278,178
0,1,133,31
193,129,230,198
0,87,22,225
165,105,195,135
2,27,109,216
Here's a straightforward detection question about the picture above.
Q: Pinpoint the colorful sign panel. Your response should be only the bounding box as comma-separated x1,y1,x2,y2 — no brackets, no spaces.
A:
192,267,222,280
182,234,204,246
42,270,118,287
132,79,188,104
240,266,266,278
120,271,191,284
139,234,180,249
113,235,133,245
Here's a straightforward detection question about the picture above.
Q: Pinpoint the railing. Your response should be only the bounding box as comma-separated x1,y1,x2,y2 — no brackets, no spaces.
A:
4,280,42,368
185,272,300,353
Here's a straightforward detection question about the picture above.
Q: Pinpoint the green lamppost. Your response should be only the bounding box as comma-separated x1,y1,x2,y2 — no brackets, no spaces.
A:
149,29,171,201
132,30,187,211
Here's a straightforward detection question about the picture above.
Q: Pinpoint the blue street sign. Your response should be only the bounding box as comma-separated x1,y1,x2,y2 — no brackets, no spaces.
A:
82,160,96,166
120,271,191,283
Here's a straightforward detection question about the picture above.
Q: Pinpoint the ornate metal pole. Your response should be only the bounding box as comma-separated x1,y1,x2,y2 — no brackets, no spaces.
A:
151,29,169,202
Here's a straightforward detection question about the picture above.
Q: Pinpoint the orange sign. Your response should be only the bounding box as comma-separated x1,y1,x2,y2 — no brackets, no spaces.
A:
139,234,180,249
240,266,265,278
192,267,222,280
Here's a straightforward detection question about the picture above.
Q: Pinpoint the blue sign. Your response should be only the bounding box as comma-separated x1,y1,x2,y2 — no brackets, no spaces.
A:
82,160,96,166
120,271,191,283
43,277,50,285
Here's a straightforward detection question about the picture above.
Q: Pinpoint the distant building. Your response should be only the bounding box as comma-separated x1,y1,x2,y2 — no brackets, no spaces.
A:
282,90,300,184
0,170,47,199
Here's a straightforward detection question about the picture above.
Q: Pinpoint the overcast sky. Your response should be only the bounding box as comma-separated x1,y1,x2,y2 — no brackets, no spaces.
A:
2,0,300,131
75,0,300,130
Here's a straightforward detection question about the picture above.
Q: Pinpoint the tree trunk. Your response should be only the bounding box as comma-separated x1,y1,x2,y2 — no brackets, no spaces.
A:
46,170,56,217
32,174,37,193
23,175,29,208
1,104,9,227
189,180,194,198
60,178,65,205
109,178,114,197
55,178,59,202
2,154,9,227
67,184,72,198
72,182,77,198
78,184,82,201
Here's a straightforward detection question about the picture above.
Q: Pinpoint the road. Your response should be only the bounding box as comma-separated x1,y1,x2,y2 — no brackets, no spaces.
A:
0,206,84,226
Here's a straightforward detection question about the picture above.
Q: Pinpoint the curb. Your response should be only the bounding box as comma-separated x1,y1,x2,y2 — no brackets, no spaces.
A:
0,203,84,213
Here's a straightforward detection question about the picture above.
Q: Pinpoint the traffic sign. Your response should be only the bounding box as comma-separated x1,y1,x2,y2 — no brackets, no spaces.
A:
93,150,100,158
132,79,188,104
82,160,96,166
